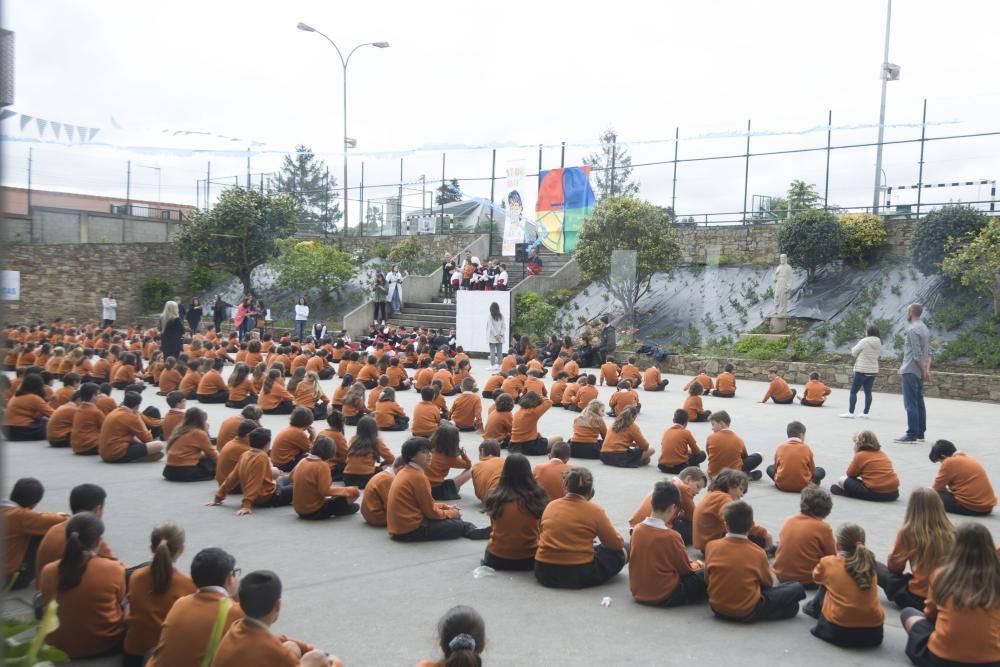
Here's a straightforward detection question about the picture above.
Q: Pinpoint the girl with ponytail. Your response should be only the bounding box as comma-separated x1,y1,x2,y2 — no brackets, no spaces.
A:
807,523,884,648
417,605,486,667
37,512,127,659
122,522,194,666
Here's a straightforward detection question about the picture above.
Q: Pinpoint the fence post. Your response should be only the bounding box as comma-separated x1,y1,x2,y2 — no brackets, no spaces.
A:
916,99,927,218
824,110,832,209
440,152,446,234
741,120,751,225
206,162,211,212
359,161,365,235
560,141,565,168
610,134,616,197
489,148,496,253
671,127,679,216
398,157,404,236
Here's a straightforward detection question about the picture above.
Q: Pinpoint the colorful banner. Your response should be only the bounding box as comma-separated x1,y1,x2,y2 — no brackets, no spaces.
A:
535,166,596,253
502,160,529,256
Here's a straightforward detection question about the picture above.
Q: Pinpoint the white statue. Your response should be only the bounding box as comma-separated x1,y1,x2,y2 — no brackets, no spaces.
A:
774,253,792,317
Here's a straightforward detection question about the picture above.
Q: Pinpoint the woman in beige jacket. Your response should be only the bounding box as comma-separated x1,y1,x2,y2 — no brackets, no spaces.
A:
840,324,882,418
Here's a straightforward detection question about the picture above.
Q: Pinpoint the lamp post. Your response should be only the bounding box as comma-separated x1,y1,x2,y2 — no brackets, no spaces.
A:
296,22,389,238
872,0,900,214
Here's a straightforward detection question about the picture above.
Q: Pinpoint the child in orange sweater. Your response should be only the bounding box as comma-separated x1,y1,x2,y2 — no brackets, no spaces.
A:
683,382,711,423
772,486,836,587
761,368,796,404
766,420,826,491
800,371,832,407
425,422,473,501
599,406,653,468
509,391,552,456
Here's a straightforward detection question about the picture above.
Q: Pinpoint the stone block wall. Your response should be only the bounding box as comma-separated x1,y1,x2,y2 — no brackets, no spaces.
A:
338,234,483,262
631,352,999,403
3,244,193,325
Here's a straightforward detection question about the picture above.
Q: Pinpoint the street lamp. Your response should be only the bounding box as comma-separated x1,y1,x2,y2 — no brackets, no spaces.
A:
297,22,389,238
872,0,901,214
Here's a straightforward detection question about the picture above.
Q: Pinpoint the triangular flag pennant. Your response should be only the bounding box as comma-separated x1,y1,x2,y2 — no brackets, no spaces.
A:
88,128,99,141
50,121,61,140
110,115,122,129
36,118,48,138
77,126,87,142
64,123,75,141
0,109,14,121
19,114,33,131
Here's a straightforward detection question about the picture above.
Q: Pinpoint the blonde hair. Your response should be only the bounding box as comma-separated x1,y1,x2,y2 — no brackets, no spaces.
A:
899,487,955,576
304,371,323,402
159,301,180,331
853,430,881,452
343,382,365,407
576,399,605,430
51,346,66,359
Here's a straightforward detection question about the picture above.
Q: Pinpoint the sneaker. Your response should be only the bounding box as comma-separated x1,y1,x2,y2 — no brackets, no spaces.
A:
830,484,845,496
893,435,919,443
839,413,855,419
858,413,870,419
749,470,763,481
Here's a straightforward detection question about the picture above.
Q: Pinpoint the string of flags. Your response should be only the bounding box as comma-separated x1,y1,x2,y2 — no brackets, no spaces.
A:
0,109,101,143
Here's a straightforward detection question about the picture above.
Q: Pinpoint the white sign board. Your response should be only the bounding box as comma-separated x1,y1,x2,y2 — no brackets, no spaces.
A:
1,270,20,301
455,291,510,353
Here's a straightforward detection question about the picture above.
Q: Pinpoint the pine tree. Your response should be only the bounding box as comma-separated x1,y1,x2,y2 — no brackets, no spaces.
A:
272,145,341,234
582,129,640,200
435,178,462,205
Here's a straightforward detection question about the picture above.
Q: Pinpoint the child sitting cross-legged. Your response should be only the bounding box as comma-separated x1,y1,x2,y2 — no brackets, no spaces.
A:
424,422,473,501
289,436,360,519
568,399,607,460
830,430,899,502
766,420,826,492
683,382,711,423
772,486,836,588
600,406,653,468
342,415,395,490
481,453,550,571
658,409,706,474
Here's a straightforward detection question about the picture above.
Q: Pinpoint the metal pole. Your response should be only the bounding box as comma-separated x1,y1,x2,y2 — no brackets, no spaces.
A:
440,153,445,234
489,149,496,252
824,110,832,208
670,127,679,215
343,60,350,238
324,167,330,237
26,148,32,212
260,173,264,195
421,175,426,214
742,120,751,225
560,141,565,168
126,160,132,215
872,0,893,213
207,162,211,212
610,134,616,197
916,99,927,218
398,157,404,236
359,161,365,234
538,144,543,174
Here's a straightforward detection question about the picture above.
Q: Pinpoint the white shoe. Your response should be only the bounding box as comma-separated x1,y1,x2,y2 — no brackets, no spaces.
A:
839,413,855,419
858,413,870,419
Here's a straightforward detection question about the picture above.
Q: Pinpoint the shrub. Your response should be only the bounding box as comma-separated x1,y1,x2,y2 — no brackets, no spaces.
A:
839,213,887,262
386,237,421,264
734,335,789,360
778,209,845,281
936,321,1000,368
141,277,174,312
512,292,558,338
545,288,576,308
910,205,987,275
371,241,391,259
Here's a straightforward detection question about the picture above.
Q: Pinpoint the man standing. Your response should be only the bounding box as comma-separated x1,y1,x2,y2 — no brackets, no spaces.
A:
895,303,931,443
597,315,616,367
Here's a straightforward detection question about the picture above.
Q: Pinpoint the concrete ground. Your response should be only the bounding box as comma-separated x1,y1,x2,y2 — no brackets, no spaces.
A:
3,360,998,666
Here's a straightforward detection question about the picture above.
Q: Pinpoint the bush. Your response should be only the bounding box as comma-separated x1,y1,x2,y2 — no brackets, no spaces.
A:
513,292,558,338
386,237,421,264
777,209,845,281
910,205,987,275
545,288,576,308
839,213,887,262
141,277,174,312
733,335,788,360
371,241,391,259
936,320,1000,368
190,265,220,293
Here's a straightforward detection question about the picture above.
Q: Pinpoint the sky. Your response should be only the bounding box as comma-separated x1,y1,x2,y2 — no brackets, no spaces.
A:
3,0,1000,224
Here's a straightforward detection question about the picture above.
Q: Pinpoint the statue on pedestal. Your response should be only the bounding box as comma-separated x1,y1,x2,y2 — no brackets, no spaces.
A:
773,253,792,317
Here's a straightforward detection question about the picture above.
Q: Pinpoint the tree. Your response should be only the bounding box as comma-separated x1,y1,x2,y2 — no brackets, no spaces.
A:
272,145,341,235
173,187,299,295
941,218,1000,319
786,180,821,216
582,129,640,200
575,197,681,323
435,178,462,205
364,204,384,235
272,239,356,301
910,205,987,275
839,212,887,262
777,209,845,282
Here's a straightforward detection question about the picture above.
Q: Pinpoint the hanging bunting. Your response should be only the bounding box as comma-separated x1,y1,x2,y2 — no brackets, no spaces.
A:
64,123,75,142
50,121,61,140
35,118,48,137
19,114,32,131
77,126,88,142
88,127,99,141
0,109,14,121
110,115,122,129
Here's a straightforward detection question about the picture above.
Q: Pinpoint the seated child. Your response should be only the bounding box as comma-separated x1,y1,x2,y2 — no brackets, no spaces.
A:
161,391,186,440
830,430,899,502
929,439,997,516
692,469,772,554
290,437,360,518
270,407,316,473
599,407,653,468
342,416,395,489
571,375,599,412
607,380,641,417
481,370,505,400
211,428,294,515
425,422,473,501
162,407,218,482
418,606,486,667
216,419,257,486
621,357,642,386
70,383,106,455
386,356,410,390
533,466,626,589
373,387,409,431
658,409,706,474
533,438,570,501
569,400,607,460
629,480,707,607
800,372,831,407
482,392,514,449
712,363,736,397
46,390,79,448
451,378,483,432
360,458,406,527
340,383,369,426
3,374,54,440
773,486,836,587
683,382,711,423
2,478,68,590
705,411,763,480
410,386,442,438
629,466,707,546
684,370,714,394
599,357,621,387
509,391,552,456
98,391,166,463
642,365,669,392
766,420,826,492
705,500,806,622
761,368,796,404
804,523,884,649
471,440,504,503
195,358,229,404
481,453,549,571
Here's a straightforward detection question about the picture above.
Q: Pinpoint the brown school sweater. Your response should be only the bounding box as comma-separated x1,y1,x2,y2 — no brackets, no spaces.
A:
227,378,254,403
95,394,118,415
98,407,154,462
692,490,767,551
146,589,244,667
682,395,705,422
387,365,408,387
157,368,182,395
924,571,1000,664
658,424,700,467
705,535,772,619
289,456,360,515
501,376,524,400
629,519,699,603
684,373,714,392
38,556,126,658
571,417,607,443
642,367,664,391
762,376,793,402
560,383,581,408
845,449,899,493
410,401,441,437
123,566,197,657
524,376,547,398
215,415,244,453
802,379,831,404
178,371,202,396
482,373,504,395
3,393,54,425
432,368,455,394
386,465,460,536
706,428,749,478
511,399,552,442
374,400,407,430
210,618,310,667
487,499,542,561
425,451,472,486
599,362,621,386
46,402,77,441
216,436,250,484
535,495,624,566
533,459,569,500
932,453,997,513
715,371,736,394
215,449,276,510
886,529,938,598
483,410,513,442
165,429,217,468
471,456,504,501
772,513,836,584
601,422,649,454
629,479,697,528
575,385,598,410
196,370,228,397
812,555,884,628
360,469,394,526
343,439,396,476
2,505,66,576
70,402,106,453
451,393,483,431
550,379,568,404
258,381,294,411
772,438,817,492
270,426,313,467
161,409,185,440
609,390,639,414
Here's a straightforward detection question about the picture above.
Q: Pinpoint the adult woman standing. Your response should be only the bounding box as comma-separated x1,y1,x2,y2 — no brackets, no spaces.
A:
386,265,405,315
294,297,310,341
100,291,117,329
233,297,252,342
372,272,389,324
486,302,505,371
185,297,203,333
254,298,269,337
212,295,230,334
159,301,185,362
441,253,456,304
840,325,882,419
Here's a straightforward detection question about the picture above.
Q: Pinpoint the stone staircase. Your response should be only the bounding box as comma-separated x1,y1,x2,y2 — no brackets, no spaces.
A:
385,246,571,332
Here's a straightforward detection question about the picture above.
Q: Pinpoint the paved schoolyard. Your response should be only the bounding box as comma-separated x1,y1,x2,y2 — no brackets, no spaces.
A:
4,360,998,666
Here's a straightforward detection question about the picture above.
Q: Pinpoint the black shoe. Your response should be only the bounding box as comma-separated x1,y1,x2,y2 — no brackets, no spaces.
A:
830,484,845,496
750,470,763,481
802,600,820,619
464,526,491,540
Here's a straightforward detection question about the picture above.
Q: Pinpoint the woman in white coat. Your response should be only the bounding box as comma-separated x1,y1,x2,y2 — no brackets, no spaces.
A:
386,264,405,315
841,324,882,419
486,302,506,371
101,291,117,328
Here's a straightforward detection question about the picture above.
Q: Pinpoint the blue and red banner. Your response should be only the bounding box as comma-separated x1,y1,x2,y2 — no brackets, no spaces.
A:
535,166,596,253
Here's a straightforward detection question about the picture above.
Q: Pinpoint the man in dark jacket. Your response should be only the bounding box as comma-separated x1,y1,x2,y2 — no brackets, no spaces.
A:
597,315,616,366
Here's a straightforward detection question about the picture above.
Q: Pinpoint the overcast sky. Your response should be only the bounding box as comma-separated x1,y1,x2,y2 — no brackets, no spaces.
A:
4,0,1000,223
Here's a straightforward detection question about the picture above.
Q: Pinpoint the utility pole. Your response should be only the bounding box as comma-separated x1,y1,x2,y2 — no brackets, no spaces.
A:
206,162,211,212
26,148,32,212
610,133,617,198
872,0,896,213
126,160,132,215
246,148,251,188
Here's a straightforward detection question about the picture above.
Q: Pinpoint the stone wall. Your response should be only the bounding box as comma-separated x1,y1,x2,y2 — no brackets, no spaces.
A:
1,209,186,244
631,352,999,403
3,244,193,325
338,234,483,261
